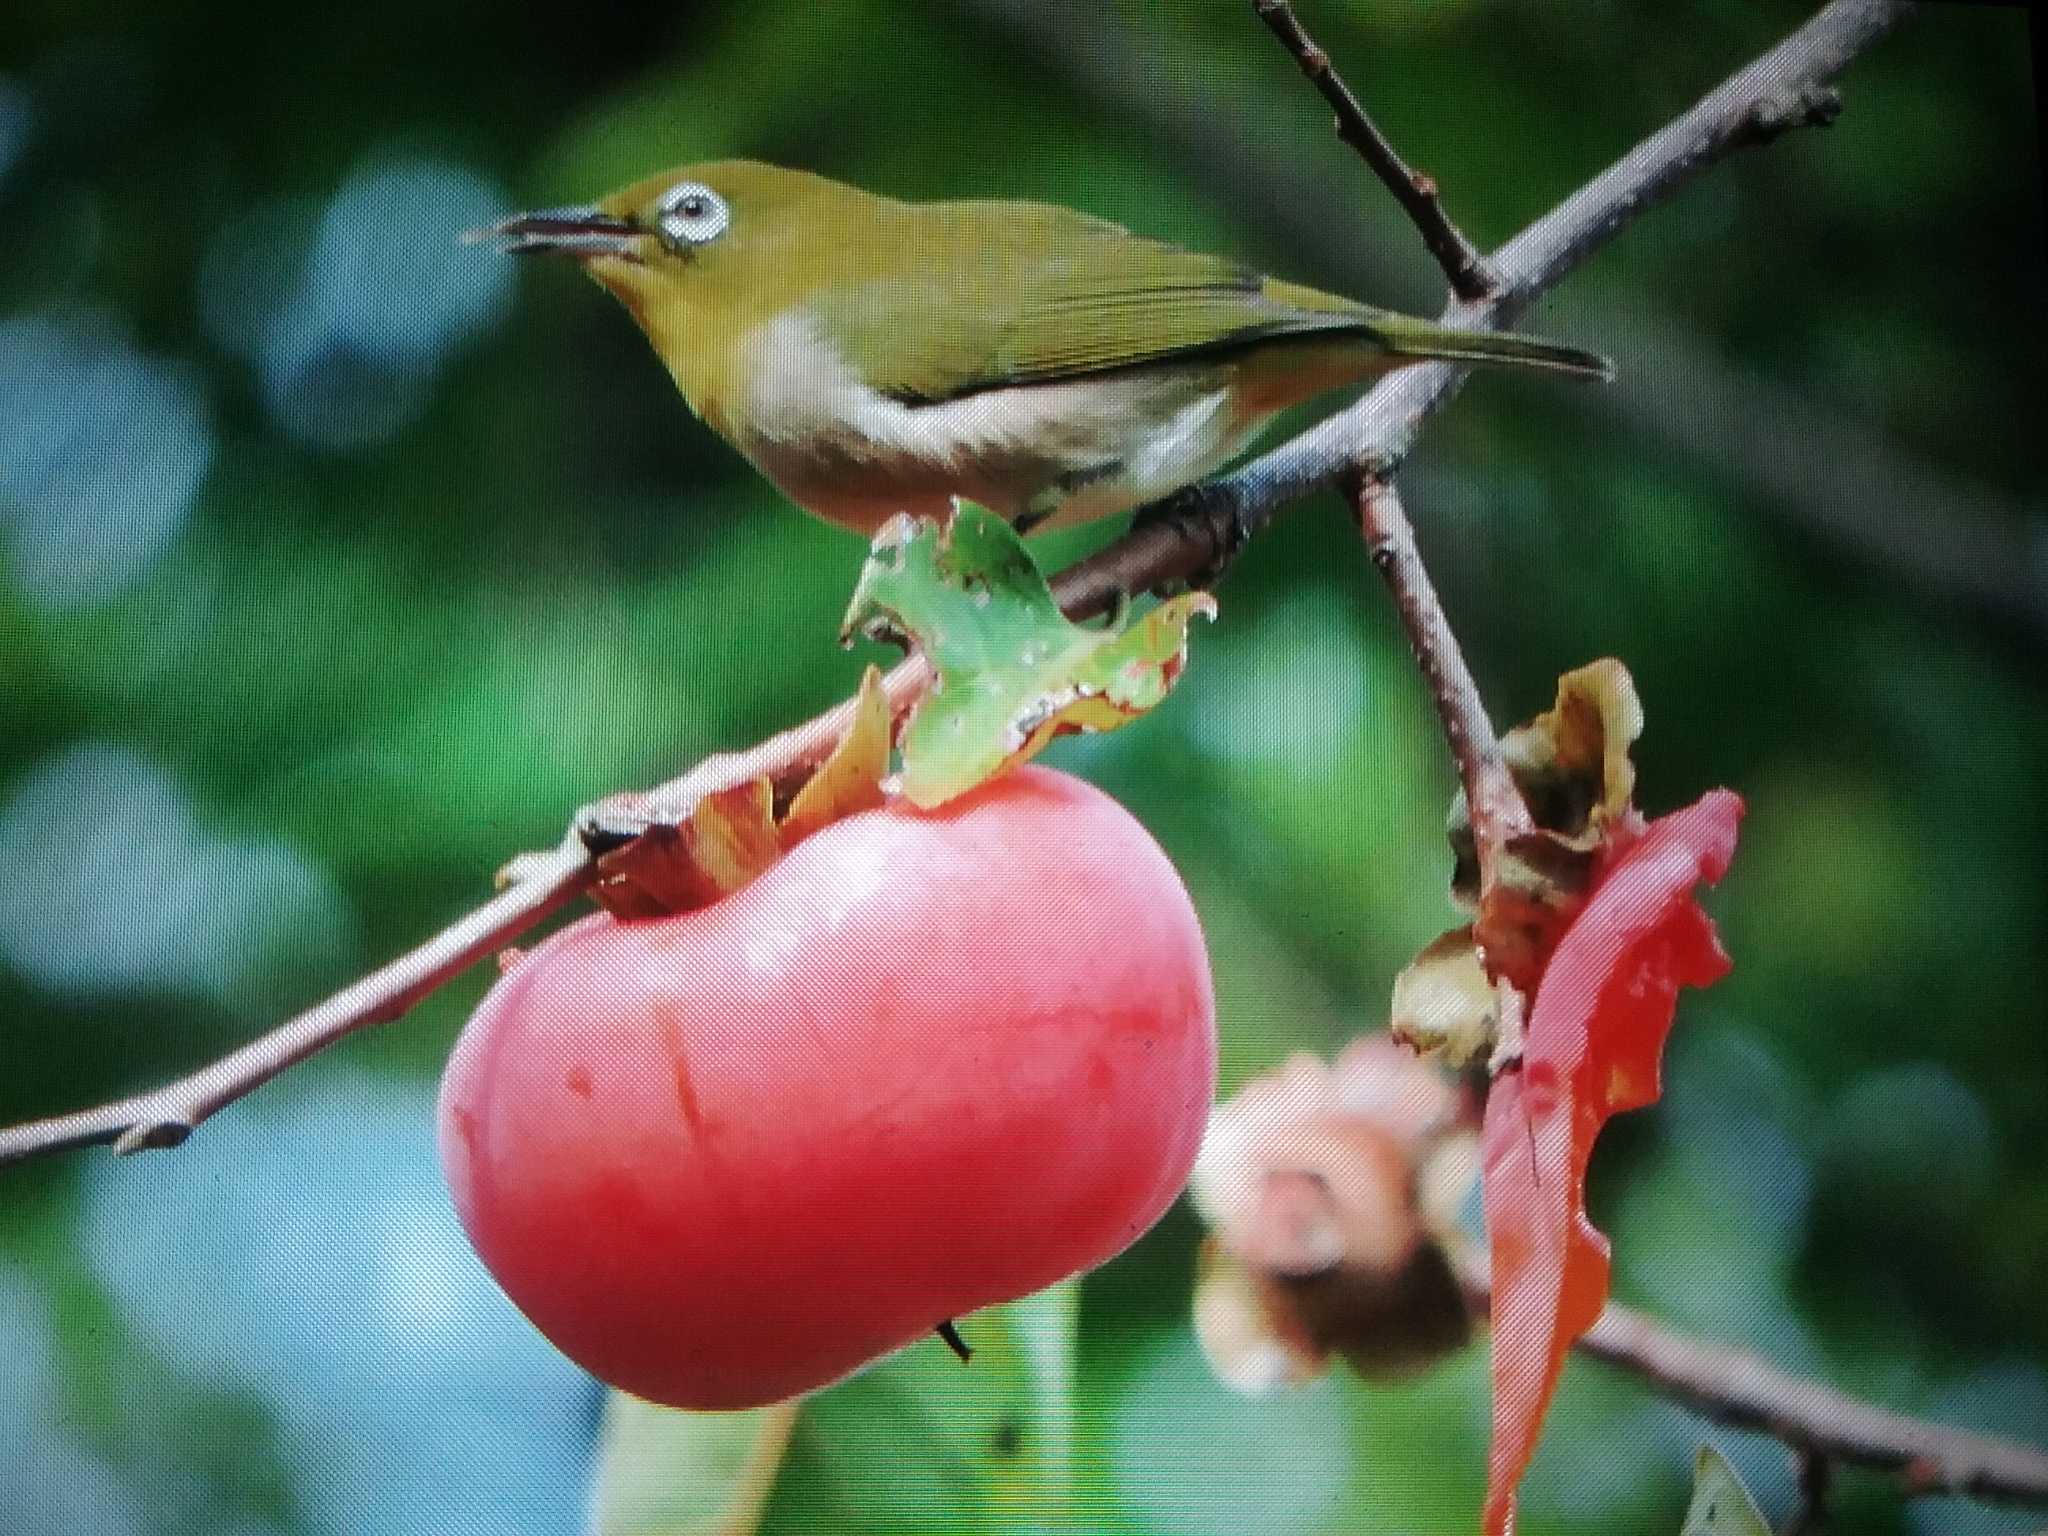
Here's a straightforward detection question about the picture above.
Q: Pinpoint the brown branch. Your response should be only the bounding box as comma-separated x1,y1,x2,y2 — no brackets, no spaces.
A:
1350,476,1532,873
1577,1297,2048,1508
968,1,2044,648
1193,0,1914,550
1251,0,1498,299
1444,1253,2048,1510
0,855,595,1165
0,0,1908,1172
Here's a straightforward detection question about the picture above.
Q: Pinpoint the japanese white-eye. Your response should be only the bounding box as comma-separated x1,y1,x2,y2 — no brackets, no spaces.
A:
482,161,1608,535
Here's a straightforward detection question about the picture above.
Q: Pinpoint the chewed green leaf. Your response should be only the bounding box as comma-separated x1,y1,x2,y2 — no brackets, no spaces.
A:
1679,1446,1772,1536
841,502,1213,807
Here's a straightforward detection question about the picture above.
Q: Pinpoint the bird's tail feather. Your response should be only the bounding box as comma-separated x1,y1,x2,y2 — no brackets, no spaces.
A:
1375,319,1614,382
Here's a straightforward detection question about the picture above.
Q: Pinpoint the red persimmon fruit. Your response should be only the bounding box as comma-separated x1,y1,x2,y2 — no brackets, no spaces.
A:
439,765,1216,1408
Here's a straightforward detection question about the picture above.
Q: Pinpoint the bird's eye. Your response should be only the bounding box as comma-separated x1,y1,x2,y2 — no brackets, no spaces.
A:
656,183,730,250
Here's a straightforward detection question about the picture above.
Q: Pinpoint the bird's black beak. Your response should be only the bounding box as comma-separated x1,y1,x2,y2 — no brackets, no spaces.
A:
465,205,642,259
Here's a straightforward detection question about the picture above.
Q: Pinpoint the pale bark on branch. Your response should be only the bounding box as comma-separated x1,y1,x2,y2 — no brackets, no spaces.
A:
0,3,1913,1179
1350,476,1530,865
1578,1298,2048,1506
19,0,2035,1516
969,0,2044,643
1418,1249,2048,1507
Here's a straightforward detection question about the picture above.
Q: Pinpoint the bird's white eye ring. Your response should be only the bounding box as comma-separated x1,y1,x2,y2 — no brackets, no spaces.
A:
656,183,730,248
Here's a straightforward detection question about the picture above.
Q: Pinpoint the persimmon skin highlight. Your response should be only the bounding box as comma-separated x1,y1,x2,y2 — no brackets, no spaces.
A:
438,765,1216,1409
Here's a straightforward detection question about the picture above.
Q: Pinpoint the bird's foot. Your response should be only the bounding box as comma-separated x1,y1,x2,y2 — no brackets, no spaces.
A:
1128,481,1249,595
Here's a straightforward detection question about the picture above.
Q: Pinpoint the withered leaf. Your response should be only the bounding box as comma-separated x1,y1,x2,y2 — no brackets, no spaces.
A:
781,664,891,846
1480,790,1743,1536
594,779,782,919
590,667,895,922
1444,659,1651,991
1390,926,1498,1069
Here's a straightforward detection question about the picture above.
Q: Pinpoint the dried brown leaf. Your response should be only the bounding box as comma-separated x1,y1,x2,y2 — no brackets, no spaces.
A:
1452,658,1646,905
594,779,781,918
1442,660,1652,992
781,664,891,846
1390,927,1498,1068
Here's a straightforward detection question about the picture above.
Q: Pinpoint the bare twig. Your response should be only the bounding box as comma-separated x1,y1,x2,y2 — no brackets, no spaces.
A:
0,0,1908,1172
965,0,2047,646
1250,0,1497,299
0,858,594,1166
1578,1298,2048,1508
1350,476,1532,875
1444,1254,2048,1509
1195,0,1914,552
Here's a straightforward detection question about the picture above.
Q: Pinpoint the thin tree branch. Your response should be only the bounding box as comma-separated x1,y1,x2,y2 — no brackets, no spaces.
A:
1577,1297,2048,1507
1192,0,1914,552
1443,1253,2048,1509
1350,476,1531,876
0,858,595,1165
964,0,2045,645
0,0,1907,1172
1250,0,1498,299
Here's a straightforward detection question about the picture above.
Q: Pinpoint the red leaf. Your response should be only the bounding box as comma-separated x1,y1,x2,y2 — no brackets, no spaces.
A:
1478,789,1744,1536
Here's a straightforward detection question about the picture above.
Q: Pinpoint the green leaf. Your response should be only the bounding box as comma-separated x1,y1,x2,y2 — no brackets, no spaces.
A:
760,1284,1079,1534
1679,1446,1772,1536
841,503,1213,807
586,1394,800,1536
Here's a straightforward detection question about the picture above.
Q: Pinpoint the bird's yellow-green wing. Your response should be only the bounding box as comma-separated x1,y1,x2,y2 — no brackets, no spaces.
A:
809,198,1608,401
809,200,1383,404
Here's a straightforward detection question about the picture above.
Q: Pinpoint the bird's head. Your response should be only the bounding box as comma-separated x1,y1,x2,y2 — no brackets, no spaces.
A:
474,160,878,336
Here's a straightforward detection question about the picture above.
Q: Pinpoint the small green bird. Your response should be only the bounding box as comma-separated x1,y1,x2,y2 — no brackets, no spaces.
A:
482,161,1608,536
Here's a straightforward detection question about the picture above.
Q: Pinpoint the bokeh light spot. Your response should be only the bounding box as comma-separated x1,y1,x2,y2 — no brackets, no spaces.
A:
0,75,33,185
0,743,352,1015
196,151,514,453
0,310,213,607
77,1075,592,1536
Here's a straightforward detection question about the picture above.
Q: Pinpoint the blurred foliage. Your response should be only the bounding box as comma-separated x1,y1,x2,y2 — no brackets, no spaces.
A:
588,1286,1076,1534
1,1,2043,1534
1680,1446,1771,1536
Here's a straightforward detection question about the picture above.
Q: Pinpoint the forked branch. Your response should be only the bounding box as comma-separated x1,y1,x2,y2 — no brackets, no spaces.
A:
0,0,1910,1175
1251,0,1499,298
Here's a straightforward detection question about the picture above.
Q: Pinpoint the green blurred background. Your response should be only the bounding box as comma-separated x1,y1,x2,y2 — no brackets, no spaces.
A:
1,1,2042,1532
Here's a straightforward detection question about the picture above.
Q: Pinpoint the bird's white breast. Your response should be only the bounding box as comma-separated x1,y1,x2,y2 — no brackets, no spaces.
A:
733,310,1254,529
